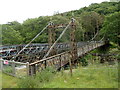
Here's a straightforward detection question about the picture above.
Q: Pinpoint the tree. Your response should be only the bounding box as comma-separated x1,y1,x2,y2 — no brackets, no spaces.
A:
2,24,24,45
1,1,119,45
7,21,22,31
80,11,104,41
100,12,120,46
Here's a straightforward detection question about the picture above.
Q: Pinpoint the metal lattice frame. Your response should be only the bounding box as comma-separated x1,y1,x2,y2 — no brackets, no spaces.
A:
70,18,78,65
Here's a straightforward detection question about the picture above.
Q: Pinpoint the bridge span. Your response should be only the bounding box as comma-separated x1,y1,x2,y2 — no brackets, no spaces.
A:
28,41,105,75
0,18,106,76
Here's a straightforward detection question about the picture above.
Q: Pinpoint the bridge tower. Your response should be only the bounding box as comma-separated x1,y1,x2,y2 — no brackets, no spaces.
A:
70,18,78,65
48,22,56,56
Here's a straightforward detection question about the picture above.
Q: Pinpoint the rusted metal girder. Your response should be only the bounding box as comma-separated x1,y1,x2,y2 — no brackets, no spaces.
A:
48,24,68,29
70,18,78,65
28,42,104,75
48,22,56,56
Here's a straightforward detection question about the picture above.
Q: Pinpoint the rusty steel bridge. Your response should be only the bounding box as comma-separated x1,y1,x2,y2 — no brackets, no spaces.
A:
0,18,106,76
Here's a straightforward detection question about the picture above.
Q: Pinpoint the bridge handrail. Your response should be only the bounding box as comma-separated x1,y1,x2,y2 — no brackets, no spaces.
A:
29,41,104,66
29,51,69,66
0,59,27,65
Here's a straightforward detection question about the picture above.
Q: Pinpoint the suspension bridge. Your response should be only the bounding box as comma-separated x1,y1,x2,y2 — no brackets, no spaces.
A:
0,18,106,76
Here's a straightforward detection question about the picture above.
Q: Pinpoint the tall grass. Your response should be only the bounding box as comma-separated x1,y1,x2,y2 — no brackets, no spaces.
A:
43,62,119,88
2,62,119,88
2,72,18,88
3,66,12,73
17,67,55,88
17,76,38,88
17,61,119,88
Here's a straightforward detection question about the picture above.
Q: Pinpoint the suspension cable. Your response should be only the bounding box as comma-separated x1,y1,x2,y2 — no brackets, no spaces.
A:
100,36,105,41
13,23,50,59
88,30,105,44
88,28,104,43
99,32,106,41
90,29,106,42
43,20,72,59
90,31,99,41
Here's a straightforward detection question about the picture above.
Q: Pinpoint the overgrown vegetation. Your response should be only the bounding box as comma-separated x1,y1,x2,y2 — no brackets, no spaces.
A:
1,1,120,47
43,63,118,88
1,61,119,88
1,1,119,88
17,67,56,88
3,66,13,73
1,72,18,88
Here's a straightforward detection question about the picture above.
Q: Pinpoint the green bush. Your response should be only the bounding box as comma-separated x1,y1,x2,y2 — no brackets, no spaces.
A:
18,67,55,88
79,54,93,66
3,66,12,73
36,67,55,83
18,76,38,88
80,58,88,66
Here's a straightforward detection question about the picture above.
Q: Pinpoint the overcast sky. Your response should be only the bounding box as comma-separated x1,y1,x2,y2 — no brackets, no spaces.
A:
0,0,109,24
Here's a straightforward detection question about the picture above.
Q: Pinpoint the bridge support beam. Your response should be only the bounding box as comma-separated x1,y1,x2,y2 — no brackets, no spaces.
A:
70,18,78,65
29,64,36,75
48,22,56,57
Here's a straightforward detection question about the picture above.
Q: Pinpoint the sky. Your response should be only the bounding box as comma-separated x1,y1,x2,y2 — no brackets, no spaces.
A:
0,0,109,24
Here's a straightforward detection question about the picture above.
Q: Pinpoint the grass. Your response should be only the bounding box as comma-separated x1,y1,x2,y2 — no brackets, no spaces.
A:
3,66,12,73
1,42,119,88
17,67,55,88
16,68,27,77
0,71,2,89
42,63,119,88
1,62,119,88
1,72,19,88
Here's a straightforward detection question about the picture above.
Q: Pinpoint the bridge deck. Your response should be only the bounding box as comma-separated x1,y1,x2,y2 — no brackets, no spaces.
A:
0,42,97,63
28,41,105,75
0,41,105,75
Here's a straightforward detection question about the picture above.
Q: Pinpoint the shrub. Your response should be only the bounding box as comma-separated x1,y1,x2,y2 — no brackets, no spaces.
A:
3,66,12,73
79,57,88,66
18,67,56,88
18,76,38,88
36,67,55,83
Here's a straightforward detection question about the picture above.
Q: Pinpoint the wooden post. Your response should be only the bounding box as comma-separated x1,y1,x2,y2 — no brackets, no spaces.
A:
59,55,62,70
29,65,36,76
12,60,16,76
45,60,47,68
32,64,36,75
69,53,72,76
0,59,3,70
26,62,29,76
29,65,32,76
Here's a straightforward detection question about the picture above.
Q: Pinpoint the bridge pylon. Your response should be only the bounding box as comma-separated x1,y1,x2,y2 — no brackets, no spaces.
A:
48,22,56,57
70,18,78,65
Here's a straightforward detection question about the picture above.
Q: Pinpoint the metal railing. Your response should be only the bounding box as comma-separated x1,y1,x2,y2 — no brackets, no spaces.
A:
0,59,29,77
28,41,105,75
